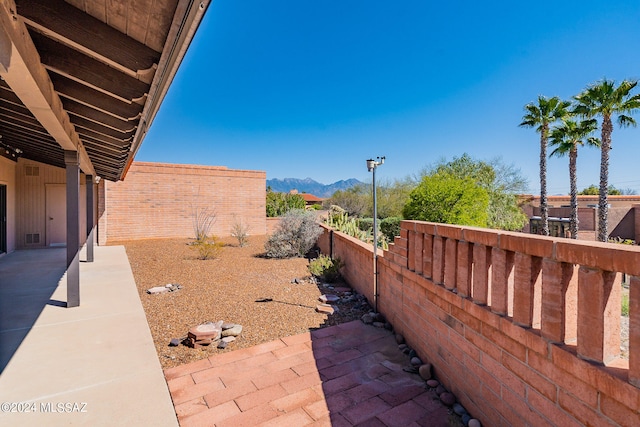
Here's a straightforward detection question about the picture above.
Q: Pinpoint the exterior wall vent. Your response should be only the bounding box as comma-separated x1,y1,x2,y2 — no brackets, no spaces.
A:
25,233,41,245
25,165,40,177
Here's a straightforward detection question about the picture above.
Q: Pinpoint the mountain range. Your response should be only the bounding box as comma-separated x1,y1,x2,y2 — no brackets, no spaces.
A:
266,177,365,198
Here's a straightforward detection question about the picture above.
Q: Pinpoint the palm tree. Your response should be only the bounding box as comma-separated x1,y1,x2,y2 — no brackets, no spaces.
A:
549,119,600,239
573,79,640,242
519,96,571,236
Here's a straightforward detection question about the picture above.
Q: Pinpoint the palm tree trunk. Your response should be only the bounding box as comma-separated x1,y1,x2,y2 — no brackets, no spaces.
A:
540,125,549,236
598,115,613,242
569,147,578,239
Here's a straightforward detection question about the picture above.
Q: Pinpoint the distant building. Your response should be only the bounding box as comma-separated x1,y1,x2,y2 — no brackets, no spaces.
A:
289,189,325,207
520,194,640,242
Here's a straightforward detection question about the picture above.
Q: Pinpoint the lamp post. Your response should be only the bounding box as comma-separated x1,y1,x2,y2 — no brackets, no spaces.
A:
366,156,384,313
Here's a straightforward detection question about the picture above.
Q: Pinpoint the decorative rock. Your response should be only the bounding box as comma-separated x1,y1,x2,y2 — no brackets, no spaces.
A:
440,392,455,406
408,349,417,359
316,304,336,315
453,403,466,416
291,278,300,284
372,321,385,328
468,419,481,427
221,322,236,330
402,347,411,355
426,379,439,388
418,363,432,380
169,338,181,347
221,325,243,337
410,356,422,366
319,294,340,303
374,313,385,322
147,286,169,294
361,313,375,324
217,341,227,349
334,287,351,293
435,385,446,395
462,414,471,426
221,336,236,343
384,322,392,330
398,344,408,351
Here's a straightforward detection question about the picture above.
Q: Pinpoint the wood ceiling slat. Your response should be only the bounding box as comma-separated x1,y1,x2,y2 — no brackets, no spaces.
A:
30,31,149,103
77,132,131,151
51,74,143,121
147,1,178,53
61,98,137,133
16,0,160,76
106,0,129,35
69,114,137,140
82,0,108,24
127,0,153,48
74,126,132,148
0,117,55,141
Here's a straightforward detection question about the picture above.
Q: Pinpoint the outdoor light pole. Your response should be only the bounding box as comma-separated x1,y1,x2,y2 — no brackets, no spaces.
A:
367,156,385,313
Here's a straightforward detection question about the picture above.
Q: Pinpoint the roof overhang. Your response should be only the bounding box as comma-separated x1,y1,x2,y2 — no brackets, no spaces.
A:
0,0,210,181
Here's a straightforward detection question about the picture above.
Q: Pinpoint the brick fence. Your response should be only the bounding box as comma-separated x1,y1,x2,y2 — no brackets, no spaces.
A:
98,162,266,243
317,221,640,426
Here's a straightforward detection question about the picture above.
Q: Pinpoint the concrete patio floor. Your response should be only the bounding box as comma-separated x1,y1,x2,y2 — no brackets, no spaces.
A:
165,320,457,427
0,246,177,427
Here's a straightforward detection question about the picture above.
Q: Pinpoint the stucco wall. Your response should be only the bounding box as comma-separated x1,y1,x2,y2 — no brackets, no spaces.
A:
101,162,266,242
0,156,17,253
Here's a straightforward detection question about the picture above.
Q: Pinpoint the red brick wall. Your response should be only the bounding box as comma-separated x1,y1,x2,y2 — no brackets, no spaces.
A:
101,162,266,242
319,221,640,426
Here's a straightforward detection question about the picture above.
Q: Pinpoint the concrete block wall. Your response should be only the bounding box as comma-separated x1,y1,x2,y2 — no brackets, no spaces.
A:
318,221,640,426
100,162,266,243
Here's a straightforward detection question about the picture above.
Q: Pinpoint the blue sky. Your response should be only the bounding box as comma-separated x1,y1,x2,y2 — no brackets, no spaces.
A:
137,0,640,195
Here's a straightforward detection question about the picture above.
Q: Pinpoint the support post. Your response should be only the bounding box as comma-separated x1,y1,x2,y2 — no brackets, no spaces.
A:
65,150,80,307
86,174,94,262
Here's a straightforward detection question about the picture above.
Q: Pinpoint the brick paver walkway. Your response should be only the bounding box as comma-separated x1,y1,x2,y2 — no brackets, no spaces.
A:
164,320,456,427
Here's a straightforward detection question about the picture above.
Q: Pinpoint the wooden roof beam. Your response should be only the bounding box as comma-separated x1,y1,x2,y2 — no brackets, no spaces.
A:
16,0,160,81
30,31,149,103
0,0,95,176
52,74,143,121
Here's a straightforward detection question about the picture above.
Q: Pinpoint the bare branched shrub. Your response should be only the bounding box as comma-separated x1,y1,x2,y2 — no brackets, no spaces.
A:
230,214,250,247
265,209,323,258
192,205,216,242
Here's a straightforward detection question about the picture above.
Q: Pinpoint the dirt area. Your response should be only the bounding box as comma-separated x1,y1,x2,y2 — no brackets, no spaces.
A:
114,235,370,369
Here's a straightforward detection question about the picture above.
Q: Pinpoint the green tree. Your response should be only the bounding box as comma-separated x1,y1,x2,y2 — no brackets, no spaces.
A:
549,119,600,238
573,79,640,241
579,184,623,196
402,173,489,227
374,178,414,219
519,96,571,236
266,190,305,217
418,154,528,230
326,185,369,217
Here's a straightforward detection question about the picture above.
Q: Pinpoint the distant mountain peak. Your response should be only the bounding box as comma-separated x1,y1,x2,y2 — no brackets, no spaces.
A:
267,177,364,198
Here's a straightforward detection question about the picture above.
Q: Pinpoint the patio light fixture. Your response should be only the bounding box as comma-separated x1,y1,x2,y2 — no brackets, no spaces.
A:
366,156,385,312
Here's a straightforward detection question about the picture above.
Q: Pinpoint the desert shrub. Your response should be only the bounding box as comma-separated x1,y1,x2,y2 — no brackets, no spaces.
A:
380,217,402,242
192,205,216,242
310,204,323,210
230,215,250,247
191,237,224,260
357,218,374,232
622,292,630,317
308,255,344,283
265,210,323,258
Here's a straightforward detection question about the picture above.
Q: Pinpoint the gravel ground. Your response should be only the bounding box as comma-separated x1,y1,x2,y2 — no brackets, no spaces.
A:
115,236,370,369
